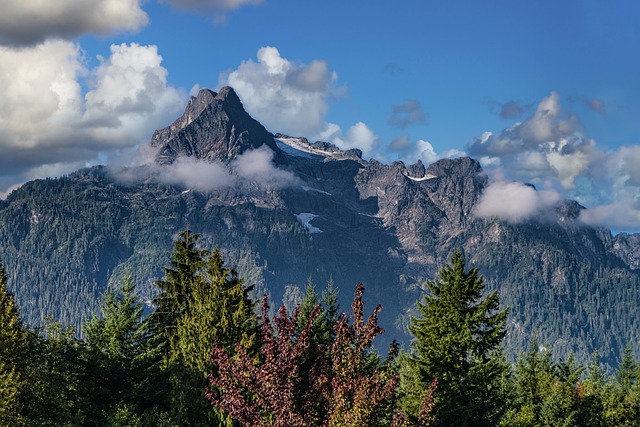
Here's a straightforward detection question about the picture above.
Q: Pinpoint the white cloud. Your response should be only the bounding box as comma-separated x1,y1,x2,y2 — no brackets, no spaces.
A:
332,122,380,158
83,43,185,144
158,157,233,191
112,146,298,192
468,92,640,231
579,198,640,230
0,41,185,194
386,136,465,166
473,179,562,223
219,46,341,137
219,47,385,159
232,146,299,187
0,0,148,47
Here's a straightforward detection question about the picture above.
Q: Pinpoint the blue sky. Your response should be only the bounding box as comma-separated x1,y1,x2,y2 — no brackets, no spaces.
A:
1,0,639,231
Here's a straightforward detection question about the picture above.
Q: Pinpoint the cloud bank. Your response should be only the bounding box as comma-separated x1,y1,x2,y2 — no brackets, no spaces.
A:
114,146,298,192
469,92,640,230
0,41,185,196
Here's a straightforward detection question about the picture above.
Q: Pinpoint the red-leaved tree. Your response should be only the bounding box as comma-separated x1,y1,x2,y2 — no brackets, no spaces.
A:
207,283,417,427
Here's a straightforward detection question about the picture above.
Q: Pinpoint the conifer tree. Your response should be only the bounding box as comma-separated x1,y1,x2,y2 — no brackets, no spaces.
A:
151,229,207,355
175,247,258,373
0,263,30,426
83,275,163,423
400,251,509,426
151,230,258,426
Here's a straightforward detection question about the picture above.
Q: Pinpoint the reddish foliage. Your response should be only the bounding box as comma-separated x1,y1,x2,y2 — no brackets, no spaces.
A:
207,283,410,427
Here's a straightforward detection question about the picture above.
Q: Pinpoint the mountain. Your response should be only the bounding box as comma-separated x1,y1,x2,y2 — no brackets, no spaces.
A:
1,86,640,367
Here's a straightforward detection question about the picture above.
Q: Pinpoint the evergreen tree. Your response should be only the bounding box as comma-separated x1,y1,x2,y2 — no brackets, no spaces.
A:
83,275,165,425
150,231,259,426
0,263,30,426
150,229,207,356
400,251,509,426
175,247,258,373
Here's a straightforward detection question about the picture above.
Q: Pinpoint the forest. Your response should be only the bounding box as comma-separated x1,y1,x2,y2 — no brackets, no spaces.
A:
1,230,639,427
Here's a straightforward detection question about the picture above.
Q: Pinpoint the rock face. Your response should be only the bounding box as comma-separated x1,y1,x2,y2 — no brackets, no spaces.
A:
2,86,640,368
151,87,285,164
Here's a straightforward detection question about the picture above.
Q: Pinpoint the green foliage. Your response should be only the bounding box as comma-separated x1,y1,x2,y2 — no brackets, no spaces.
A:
150,230,260,426
83,275,167,425
400,251,509,426
0,263,30,426
175,247,258,373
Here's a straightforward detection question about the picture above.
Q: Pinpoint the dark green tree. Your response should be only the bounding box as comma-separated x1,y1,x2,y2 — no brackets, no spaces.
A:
83,275,165,425
0,263,30,426
175,247,258,373
150,229,207,357
150,230,258,426
400,251,509,426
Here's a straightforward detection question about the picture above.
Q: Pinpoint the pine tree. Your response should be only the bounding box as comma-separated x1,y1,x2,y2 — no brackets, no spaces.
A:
150,231,258,425
83,275,164,424
400,251,509,426
175,247,258,373
150,229,207,356
0,263,30,426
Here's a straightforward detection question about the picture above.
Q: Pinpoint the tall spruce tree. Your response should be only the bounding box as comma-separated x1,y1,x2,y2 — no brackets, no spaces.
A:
151,230,259,426
0,263,30,426
400,251,509,426
83,276,164,424
151,229,207,357
175,247,258,373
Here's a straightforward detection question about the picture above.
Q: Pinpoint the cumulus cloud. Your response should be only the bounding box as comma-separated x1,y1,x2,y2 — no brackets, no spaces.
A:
469,92,640,231
331,122,380,158
469,92,592,189
387,135,464,165
0,0,148,47
0,41,185,196
388,99,428,128
219,47,384,158
473,180,562,223
219,46,342,137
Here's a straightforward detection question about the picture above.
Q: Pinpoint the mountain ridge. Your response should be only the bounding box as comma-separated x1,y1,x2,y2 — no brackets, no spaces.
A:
1,86,640,368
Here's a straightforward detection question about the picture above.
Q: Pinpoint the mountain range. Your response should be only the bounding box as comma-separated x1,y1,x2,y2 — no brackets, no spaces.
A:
2,86,639,368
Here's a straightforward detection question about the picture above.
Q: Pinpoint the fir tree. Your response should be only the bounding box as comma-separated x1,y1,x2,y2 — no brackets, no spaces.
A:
400,251,509,426
0,263,30,426
150,229,207,356
83,275,164,424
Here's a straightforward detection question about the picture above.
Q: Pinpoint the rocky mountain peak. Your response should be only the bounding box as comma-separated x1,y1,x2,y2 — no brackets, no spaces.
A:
150,86,284,164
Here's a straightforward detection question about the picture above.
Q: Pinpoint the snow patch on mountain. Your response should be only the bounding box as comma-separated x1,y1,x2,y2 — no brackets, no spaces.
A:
275,137,326,158
295,212,322,234
406,173,437,182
